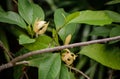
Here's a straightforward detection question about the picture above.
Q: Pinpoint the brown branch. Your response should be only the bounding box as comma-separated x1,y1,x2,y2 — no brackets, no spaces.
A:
0,36,120,71
66,65,90,79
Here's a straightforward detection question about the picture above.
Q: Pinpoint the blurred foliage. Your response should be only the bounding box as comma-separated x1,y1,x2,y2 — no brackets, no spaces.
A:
0,0,120,79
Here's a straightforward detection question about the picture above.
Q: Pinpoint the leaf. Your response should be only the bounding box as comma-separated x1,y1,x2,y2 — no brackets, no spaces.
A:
54,9,68,30
110,26,120,37
58,23,79,42
79,44,120,70
90,26,111,37
105,10,120,23
19,34,36,45
31,3,45,24
69,10,112,26
106,0,120,5
18,0,33,25
28,53,52,67
23,35,55,51
109,26,120,43
66,12,80,23
52,29,59,45
0,11,27,29
54,9,79,42
59,63,70,79
38,53,61,79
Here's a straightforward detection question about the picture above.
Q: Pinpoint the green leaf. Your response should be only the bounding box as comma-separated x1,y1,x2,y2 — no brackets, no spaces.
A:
106,0,120,5
54,9,79,42
18,0,33,25
58,23,79,42
105,10,120,23
80,44,120,70
52,29,59,45
23,35,55,51
69,10,112,26
90,27,111,37
31,3,45,24
28,53,52,67
54,9,68,30
110,26,120,37
0,11,27,29
19,34,36,45
109,26,120,43
38,53,61,79
59,63,70,79
66,12,80,23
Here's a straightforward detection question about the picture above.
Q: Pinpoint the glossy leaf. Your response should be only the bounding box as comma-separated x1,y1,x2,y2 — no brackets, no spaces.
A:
105,10,120,23
39,53,61,79
19,34,36,45
80,44,120,70
23,35,55,51
69,10,112,26
31,3,45,24
18,0,33,25
0,11,27,29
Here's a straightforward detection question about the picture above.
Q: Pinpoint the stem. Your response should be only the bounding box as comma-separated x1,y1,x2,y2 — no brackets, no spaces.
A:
66,65,90,79
0,36,120,71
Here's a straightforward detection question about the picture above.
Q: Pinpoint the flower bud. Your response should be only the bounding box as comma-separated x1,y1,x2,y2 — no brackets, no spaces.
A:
33,19,49,36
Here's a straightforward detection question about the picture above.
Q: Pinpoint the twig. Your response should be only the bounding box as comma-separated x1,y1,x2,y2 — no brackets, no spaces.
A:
0,41,13,59
0,36,120,71
66,65,90,79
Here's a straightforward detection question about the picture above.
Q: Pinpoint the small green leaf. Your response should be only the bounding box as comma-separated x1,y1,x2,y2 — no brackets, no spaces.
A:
80,44,120,70
18,0,33,24
52,29,59,45
105,10,120,23
0,11,27,29
23,35,55,51
31,3,45,24
19,34,36,45
69,10,112,26
59,63,70,79
39,53,61,79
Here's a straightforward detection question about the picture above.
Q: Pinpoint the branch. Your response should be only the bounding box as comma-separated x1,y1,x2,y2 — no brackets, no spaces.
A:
0,36,120,71
66,65,90,79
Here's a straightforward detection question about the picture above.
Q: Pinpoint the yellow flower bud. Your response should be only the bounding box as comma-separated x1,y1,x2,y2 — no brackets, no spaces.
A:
33,19,49,36
64,34,72,45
